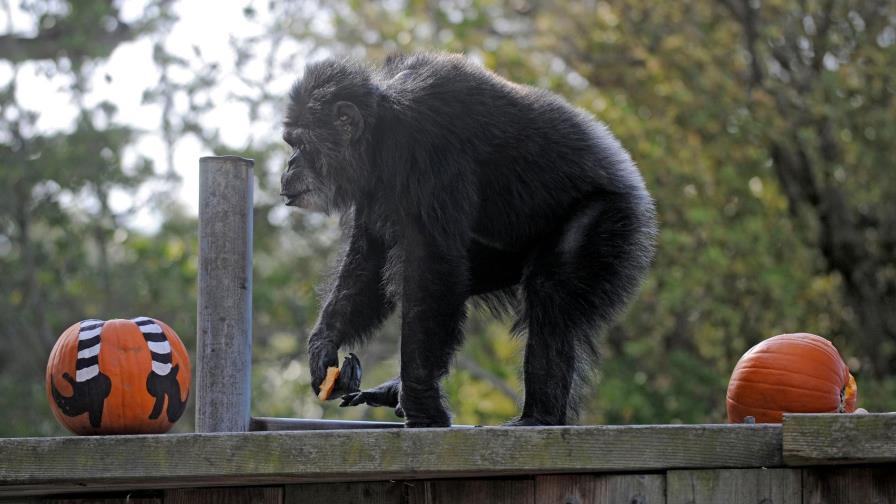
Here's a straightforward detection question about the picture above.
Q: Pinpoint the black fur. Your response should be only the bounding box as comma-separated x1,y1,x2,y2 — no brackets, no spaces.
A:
281,53,657,427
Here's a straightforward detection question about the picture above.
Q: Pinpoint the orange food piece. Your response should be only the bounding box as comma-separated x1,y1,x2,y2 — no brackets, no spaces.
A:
318,366,340,400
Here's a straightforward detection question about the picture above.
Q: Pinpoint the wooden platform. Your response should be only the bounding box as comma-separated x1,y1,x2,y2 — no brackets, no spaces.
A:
1,414,893,503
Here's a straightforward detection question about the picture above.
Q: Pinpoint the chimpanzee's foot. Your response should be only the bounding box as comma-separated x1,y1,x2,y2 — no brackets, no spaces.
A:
400,381,451,428
339,377,399,408
403,400,450,428
405,415,451,428
503,415,566,427
503,417,541,427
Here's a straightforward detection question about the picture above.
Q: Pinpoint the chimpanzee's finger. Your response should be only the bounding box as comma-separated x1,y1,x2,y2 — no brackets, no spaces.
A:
332,353,363,397
350,391,378,406
338,393,358,407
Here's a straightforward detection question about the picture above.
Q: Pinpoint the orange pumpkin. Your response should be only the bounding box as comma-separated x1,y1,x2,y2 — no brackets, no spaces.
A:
727,333,857,423
46,317,191,435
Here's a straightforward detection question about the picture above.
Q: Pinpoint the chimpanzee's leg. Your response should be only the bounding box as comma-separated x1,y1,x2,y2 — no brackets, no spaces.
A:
395,223,472,428
340,238,523,417
509,191,656,426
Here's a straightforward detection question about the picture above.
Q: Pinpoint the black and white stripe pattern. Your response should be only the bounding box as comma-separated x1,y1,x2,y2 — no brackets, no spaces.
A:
75,319,105,382
132,317,173,376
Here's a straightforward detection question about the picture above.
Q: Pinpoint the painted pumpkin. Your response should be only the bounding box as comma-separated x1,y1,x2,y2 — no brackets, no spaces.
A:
727,333,857,423
46,317,191,435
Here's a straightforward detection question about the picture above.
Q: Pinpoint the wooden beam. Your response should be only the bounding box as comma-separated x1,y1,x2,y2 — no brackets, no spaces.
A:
250,417,405,431
285,481,403,504
535,474,665,504
166,486,282,504
0,424,781,497
782,413,896,466
196,156,255,433
249,417,475,431
802,466,896,503
666,468,801,504
404,478,535,504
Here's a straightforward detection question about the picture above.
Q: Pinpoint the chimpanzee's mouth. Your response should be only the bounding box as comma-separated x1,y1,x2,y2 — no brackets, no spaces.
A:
281,189,310,206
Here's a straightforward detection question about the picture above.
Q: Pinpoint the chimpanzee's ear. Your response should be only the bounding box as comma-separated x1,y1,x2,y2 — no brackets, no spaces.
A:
334,101,363,141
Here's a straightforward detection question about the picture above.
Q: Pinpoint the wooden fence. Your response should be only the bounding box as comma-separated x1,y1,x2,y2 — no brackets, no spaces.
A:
1,413,894,502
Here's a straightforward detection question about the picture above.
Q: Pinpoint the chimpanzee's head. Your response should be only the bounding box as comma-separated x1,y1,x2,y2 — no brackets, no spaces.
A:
280,59,377,213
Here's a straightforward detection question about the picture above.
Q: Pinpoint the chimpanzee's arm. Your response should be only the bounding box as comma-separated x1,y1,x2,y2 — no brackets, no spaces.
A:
308,213,394,395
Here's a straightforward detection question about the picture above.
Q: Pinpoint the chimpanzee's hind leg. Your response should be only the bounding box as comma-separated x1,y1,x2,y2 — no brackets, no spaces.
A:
508,191,656,426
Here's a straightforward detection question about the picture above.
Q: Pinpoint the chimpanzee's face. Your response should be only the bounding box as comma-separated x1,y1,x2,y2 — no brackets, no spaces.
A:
280,124,333,212
280,81,365,214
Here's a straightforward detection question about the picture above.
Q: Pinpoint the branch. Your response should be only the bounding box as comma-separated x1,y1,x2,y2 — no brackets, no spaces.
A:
0,0,174,63
718,0,765,88
810,0,836,73
455,354,521,404
0,22,134,63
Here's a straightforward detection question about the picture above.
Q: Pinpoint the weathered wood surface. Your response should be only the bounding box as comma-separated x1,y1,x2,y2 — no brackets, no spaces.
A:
404,478,534,504
666,468,801,504
250,417,475,431
196,155,255,433
534,474,665,504
28,492,162,504
783,413,896,465
251,417,406,431
12,468,896,503
166,486,281,504
285,481,404,504
0,424,781,496
802,466,896,504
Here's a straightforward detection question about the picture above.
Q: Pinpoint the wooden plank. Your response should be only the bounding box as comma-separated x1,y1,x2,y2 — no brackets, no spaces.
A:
251,417,405,431
166,486,281,504
803,466,896,504
284,481,402,504
0,424,782,496
666,469,801,504
534,474,664,504
250,417,476,431
404,478,534,504
35,492,161,504
196,155,255,433
783,413,896,465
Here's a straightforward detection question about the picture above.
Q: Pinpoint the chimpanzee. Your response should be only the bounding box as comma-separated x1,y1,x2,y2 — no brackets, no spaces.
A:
281,52,657,427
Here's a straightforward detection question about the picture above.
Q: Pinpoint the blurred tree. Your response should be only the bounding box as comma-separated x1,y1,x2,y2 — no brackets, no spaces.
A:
254,0,896,423
532,0,896,377
0,0,168,63
0,0,176,435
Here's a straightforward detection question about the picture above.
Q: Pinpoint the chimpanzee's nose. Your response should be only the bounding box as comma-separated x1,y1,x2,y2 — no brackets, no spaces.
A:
287,149,301,171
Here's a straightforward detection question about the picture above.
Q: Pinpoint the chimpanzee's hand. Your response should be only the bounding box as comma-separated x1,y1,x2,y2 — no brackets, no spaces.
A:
308,336,338,396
